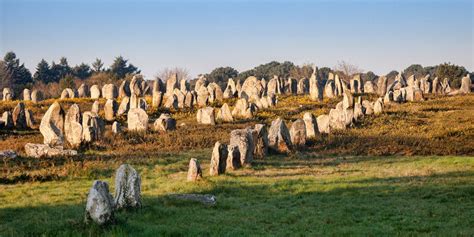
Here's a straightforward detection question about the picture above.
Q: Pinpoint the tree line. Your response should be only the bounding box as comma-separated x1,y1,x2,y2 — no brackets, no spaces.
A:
0,51,471,97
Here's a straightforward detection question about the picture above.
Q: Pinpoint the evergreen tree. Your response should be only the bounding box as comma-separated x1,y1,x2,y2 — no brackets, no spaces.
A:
92,58,104,73
34,59,52,83
72,63,92,79
109,56,139,79
2,52,33,87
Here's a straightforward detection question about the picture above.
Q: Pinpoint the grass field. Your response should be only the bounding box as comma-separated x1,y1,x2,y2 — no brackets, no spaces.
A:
1,94,473,236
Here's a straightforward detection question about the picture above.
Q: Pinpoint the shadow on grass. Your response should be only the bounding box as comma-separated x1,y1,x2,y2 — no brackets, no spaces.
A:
1,170,473,236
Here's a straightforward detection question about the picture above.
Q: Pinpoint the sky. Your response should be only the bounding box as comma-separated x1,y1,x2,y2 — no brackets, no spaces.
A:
0,0,473,79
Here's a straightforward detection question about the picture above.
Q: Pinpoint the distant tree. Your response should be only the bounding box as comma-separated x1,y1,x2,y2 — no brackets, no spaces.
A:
423,66,436,78
435,63,468,88
2,52,33,92
72,63,92,79
385,70,399,85
157,67,190,81
0,61,9,89
237,61,296,81
34,59,52,83
109,56,140,79
403,64,425,79
290,63,314,79
206,66,238,88
92,58,104,73
334,60,363,82
361,71,378,82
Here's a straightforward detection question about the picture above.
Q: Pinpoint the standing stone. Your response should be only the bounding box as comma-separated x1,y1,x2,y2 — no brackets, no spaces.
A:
303,112,318,138
297,78,309,95
129,94,139,109
102,84,118,100
309,66,323,101
84,180,115,225
196,85,210,107
226,145,241,170
23,89,31,101
1,111,13,129
253,124,268,159
139,97,148,110
118,80,131,98
82,112,104,143
25,109,34,128
350,74,363,94
216,103,233,122
184,91,194,108
362,100,374,115
31,90,42,103
130,75,144,96
210,142,228,176
196,107,215,125
40,102,65,146
289,119,307,148
90,85,101,99
127,108,148,132
112,121,121,134
187,158,202,182
174,88,186,108
164,94,178,109
363,80,376,94
114,164,141,210
117,96,130,116
152,91,163,108
342,90,354,109
153,113,176,132
165,73,179,96
64,104,83,148
354,102,364,121
104,99,118,121
432,77,440,94
316,115,330,134
374,98,384,115
60,89,70,99
12,102,28,129
324,80,336,98
268,118,293,153
229,129,255,166
91,100,100,114
2,88,13,101
377,76,388,96
460,74,472,94
240,76,264,99
77,84,89,98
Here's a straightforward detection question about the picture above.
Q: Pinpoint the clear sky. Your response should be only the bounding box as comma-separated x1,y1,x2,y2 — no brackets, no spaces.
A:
1,0,472,79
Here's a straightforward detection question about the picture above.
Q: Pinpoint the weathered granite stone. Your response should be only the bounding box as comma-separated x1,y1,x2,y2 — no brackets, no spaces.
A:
12,102,28,129
229,128,255,166
40,102,65,146
114,164,141,210
102,84,118,100
196,107,215,125
90,85,101,99
268,118,293,153
24,143,77,158
226,145,241,170
127,108,148,132
210,141,228,176
117,96,130,116
303,112,318,138
64,104,83,148
104,99,118,121
82,111,104,143
153,113,176,132
216,103,233,122
252,124,269,159
316,114,330,134
289,119,307,147
85,180,115,225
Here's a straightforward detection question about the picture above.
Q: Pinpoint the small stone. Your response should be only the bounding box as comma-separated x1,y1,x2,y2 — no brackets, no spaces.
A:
187,158,202,182
289,119,307,148
85,180,115,225
210,141,228,176
127,108,149,132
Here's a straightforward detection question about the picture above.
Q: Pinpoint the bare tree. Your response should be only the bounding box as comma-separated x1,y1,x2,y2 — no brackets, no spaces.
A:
333,60,363,82
157,67,190,81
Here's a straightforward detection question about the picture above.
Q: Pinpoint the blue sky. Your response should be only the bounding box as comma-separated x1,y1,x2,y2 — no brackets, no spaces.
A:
1,0,472,79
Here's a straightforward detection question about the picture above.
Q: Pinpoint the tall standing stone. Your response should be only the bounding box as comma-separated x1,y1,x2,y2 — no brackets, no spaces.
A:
114,164,142,210
117,96,130,116
102,84,118,100
78,84,89,98
210,142,228,176
31,90,42,103
104,99,118,121
377,76,388,96
460,74,472,94
12,102,28,129
2,88,13,101
64,104,83,148
252,124,268,159
309,66,323,101
166,73,179,96
316,115,330,134
82,111,104,143
226,145,241,170
303,112,318,138
40,102,65,146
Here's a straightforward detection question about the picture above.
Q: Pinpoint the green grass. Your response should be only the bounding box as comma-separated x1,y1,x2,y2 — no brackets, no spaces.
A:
1,154,473,236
